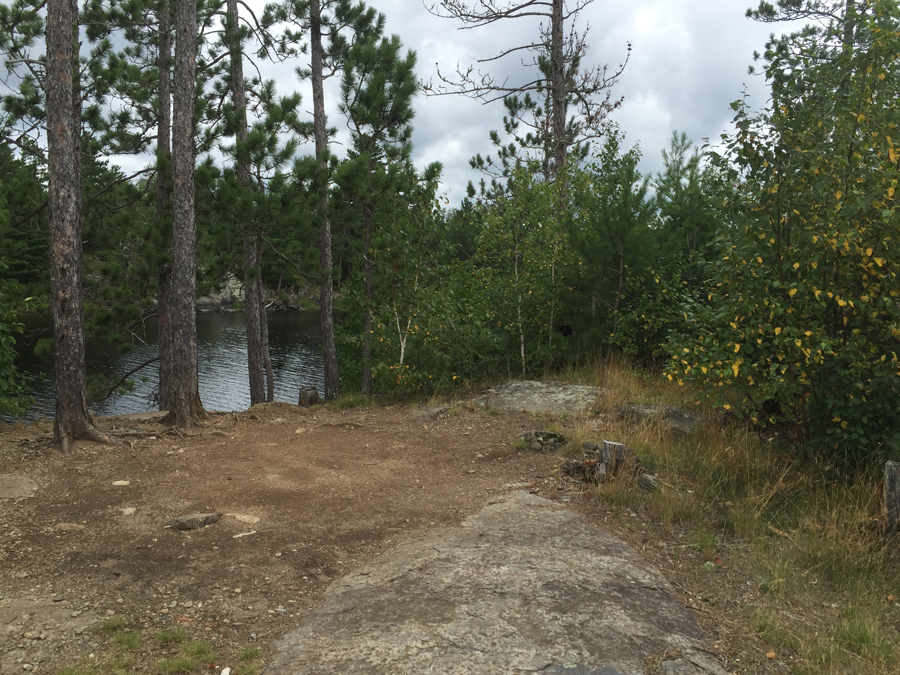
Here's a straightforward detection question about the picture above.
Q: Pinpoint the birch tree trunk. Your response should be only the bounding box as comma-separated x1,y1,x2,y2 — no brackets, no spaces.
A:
361,201,374,394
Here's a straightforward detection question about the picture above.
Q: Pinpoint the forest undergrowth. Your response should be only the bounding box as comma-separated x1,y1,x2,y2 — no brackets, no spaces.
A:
554,358,900,675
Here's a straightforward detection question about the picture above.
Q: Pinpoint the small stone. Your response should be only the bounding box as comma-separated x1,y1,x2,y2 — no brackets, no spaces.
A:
638,474,659,493
105,610,115,616
14,572,29,579
275,552,282,557
120,507,136,516
112,480,130,486
466,470,476,474
0,475,39,500
234,588,242,594
169,513,221,530
160,608,169,615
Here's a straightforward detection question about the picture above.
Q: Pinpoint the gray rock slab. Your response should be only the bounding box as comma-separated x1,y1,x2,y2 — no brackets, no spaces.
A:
265,491,726,675
476,380,608,415
0,475,38,500
618,405,697,435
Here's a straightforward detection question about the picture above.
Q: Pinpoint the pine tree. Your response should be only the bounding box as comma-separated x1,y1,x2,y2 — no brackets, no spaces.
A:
428,0,629,179
46,0,107,447
338,27,418,393
265,0,384,401
167,0,206,426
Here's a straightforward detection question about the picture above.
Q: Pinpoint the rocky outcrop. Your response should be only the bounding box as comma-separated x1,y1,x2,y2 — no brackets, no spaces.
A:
476,380,608,415
265,491,728,675
618,404,698,435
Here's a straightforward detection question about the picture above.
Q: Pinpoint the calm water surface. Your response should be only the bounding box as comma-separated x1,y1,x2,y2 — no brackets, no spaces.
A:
13,311,325,420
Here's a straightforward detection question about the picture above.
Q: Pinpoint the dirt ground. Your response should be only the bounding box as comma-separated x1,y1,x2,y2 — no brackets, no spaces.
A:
0,396,796,675
0,401,566,674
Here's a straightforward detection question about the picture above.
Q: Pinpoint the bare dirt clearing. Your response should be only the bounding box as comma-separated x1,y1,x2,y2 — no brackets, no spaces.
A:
0,401,564,673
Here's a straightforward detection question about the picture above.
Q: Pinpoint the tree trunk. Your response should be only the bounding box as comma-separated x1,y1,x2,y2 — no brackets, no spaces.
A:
311,0,342,402
361,201,374,394
168,0,205,426
227,0,267,405
550,0,566,175
225,0,268,404
46,0,101,450
156,0,174,411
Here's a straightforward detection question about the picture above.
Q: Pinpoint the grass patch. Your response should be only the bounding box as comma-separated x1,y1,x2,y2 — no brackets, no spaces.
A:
155,656,198,674
113,631,140,651
329,393,370,409
240,648,260,660
576,358,900,674
180,640,217,662
94,616,126,634
155,628,187,645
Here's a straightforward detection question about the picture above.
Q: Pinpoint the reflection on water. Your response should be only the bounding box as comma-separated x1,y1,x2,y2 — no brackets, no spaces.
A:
13,311,325,420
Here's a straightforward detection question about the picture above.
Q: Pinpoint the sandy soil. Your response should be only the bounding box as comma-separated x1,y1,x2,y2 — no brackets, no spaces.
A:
0,401,564,674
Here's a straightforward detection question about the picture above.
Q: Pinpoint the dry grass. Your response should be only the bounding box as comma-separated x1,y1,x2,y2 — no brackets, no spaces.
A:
567,357,900,674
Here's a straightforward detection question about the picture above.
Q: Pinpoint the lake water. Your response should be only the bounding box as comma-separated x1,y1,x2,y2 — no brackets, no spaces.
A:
12,311,326,420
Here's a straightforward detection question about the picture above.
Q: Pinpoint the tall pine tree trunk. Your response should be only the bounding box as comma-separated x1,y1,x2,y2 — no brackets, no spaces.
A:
156,0,174,411
168,0,205,426
226,0,267,405
550,0,566,175
361,201,374,395
310,0,341,402
46,0,103,449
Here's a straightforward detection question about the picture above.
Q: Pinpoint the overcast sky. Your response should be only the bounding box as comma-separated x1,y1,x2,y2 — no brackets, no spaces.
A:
252,0,787,205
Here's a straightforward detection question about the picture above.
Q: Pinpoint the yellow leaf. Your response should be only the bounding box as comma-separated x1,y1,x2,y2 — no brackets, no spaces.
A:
757,257,763,264
788,288,798,297
795,339,802,347
793,262,800,269
838,298,847,307
867,247,874,256
875,257,885,267
732,360,742,378
889,187,896,198
734,344,741,353
836,190,842,200
858,113,866,123
775,327,782,335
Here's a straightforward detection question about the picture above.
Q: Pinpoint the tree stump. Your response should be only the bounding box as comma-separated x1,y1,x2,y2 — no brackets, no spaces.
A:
298,386,321,407
885,461,900,535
